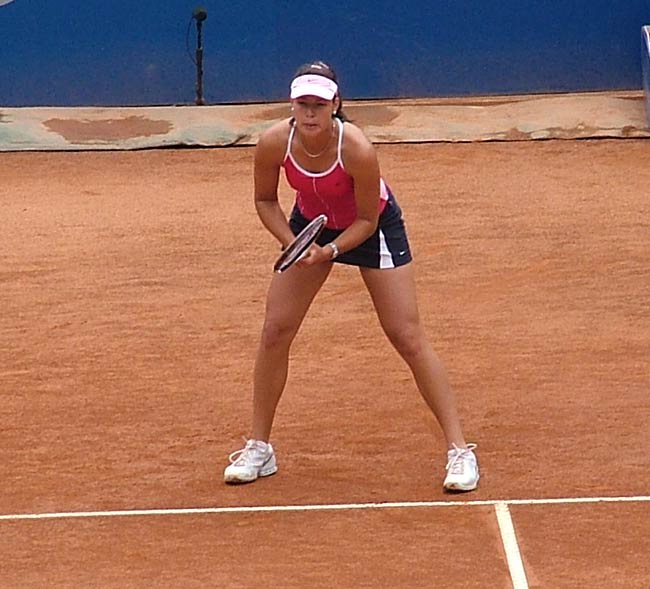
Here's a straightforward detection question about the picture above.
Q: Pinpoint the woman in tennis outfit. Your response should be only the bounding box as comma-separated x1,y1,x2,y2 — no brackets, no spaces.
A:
224,61,479,492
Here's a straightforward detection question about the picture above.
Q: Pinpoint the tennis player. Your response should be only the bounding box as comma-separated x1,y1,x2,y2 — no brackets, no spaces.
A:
224,61,479,492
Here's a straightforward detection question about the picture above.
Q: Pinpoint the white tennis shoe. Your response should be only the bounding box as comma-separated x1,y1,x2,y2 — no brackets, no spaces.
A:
224,439,278,484
443,443,479,492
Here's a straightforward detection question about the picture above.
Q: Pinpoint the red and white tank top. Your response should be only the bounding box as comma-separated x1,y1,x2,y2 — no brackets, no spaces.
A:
282,118,389,230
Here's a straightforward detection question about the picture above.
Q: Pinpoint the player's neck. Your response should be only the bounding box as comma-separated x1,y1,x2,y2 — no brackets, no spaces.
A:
297,120,336,159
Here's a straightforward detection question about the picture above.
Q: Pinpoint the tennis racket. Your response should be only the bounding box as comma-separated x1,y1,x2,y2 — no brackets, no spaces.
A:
273,214,328,273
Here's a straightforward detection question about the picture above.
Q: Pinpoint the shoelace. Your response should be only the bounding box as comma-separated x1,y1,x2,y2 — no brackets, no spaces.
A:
229,440,264,466
446,443,477,474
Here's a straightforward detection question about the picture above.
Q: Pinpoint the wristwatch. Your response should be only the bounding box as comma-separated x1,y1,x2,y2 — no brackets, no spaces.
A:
326,242,340,260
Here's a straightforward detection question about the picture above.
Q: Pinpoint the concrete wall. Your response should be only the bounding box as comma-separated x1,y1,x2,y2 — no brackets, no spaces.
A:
1,0,649,106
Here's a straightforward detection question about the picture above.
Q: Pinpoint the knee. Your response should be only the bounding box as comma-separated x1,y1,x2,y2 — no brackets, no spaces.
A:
259,318,298,351
383,322,426,360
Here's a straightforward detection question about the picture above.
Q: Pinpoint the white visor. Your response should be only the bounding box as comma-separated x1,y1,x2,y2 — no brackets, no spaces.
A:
290,74,338,100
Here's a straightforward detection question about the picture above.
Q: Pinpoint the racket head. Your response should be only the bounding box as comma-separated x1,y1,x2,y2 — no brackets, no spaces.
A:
273,214,328,273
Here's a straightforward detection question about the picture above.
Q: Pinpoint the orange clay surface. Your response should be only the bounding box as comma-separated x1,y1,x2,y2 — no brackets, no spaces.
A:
1,140,649,587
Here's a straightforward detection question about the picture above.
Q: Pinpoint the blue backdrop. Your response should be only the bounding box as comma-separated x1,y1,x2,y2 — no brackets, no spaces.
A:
1,0,649,106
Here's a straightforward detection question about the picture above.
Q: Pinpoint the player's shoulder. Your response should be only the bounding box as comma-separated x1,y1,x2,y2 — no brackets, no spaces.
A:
258,118,292,150
341,120,376,161
255,118,292,166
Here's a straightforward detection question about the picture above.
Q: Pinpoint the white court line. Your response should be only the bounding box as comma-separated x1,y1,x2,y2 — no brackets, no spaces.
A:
495,502,529,589
0,494,649,521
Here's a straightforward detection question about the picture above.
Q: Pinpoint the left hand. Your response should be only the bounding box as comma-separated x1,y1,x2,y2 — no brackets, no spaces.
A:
295,244,333,268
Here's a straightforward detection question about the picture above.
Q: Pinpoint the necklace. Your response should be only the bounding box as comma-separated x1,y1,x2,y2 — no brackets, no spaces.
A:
298,121,336,158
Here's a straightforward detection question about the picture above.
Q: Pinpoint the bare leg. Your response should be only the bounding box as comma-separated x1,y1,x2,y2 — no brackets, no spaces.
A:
360,264,467,448
251,262,332,441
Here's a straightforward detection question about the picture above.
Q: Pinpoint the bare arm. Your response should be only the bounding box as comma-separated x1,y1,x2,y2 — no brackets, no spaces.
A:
254,120,382,268
328,123,381,254
253,122,296,248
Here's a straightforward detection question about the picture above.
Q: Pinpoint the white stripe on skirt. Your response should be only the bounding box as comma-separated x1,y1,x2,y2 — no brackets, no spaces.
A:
378,229,395,269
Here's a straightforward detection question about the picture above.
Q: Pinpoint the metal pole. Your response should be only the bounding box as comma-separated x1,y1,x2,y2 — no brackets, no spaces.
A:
195,19,205,105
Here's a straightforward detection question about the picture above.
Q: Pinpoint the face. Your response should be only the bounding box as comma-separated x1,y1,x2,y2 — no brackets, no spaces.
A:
291,95,338,134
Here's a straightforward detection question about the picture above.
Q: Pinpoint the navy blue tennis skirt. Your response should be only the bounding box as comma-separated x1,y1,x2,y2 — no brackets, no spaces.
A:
289,191,412,269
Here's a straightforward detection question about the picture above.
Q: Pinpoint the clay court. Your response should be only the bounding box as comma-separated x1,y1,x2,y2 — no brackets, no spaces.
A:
1,137,649,587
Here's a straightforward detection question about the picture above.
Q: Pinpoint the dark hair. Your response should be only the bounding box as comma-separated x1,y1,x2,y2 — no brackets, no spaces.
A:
292,60,350,122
